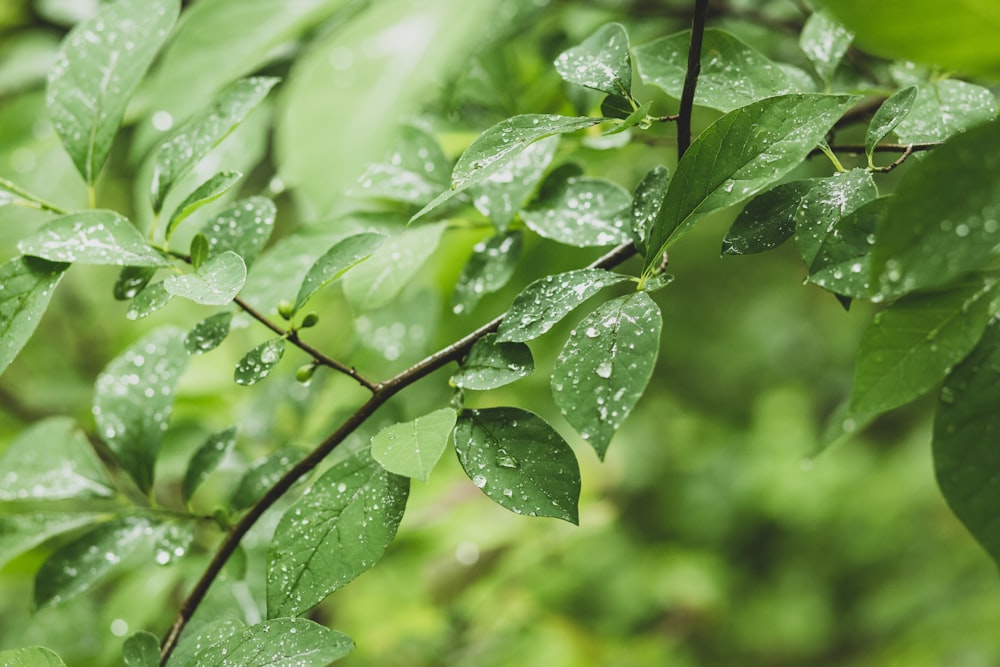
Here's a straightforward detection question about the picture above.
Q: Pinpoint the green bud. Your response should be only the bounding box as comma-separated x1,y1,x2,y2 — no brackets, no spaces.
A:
300,312,319,328
296,364,316,384
277,300,295,320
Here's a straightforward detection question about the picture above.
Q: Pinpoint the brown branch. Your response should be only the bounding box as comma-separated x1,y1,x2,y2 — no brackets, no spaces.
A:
676,0,711,158
871,145,916,173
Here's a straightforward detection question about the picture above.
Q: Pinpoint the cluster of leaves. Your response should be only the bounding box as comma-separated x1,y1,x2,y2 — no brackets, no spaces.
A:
1,0,999,664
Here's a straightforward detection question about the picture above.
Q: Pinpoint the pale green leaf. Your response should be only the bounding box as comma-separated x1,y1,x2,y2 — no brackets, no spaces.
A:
0,513,104,571
522,174,632,247
554,22,632,97
184,311,233,354
188,618,353,667
230,447,303,511
123,631,160,667
603,100,652,136
893,81,997,144
19,210,168,266
371,408,457,482
866,86,918,159
198,196,276,267
799,12,853,83
182,426,238,504
164,250,246,306
166,170,242,240
234,338,285,386
469,135,559,230
0,256,67,377
452,231,522,315
794,168,878,268
451,333,533,390
351,123,451,206
294,232,385,313
723,180,815,255
125,281,172,321
0,646,68,667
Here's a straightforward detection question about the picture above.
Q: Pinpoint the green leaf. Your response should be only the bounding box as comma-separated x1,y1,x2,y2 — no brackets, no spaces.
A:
631,165,669,255
552,292,662,459
189,234,210,270
267,449,408,617
496,268,632,343
165,170,243,240
0,416,112,501
452,231,522,315
453,407,581,523
522,174,632,247
93,327,188,493
198,196,276,268
865,86,918,160
234,338,286,386
123,631,160,667
873,120,1000,297
126,281,172,321
19,210,168,266
451,333,533,390
794,169,878,269
469,135,559,230
723,180,814,255
34,515,159,609
0,513,104,571
188,618,353,667
0,177,64,213
149,77,279,213
184,311,233,354
294,232,385,313
807,197,885,298
893,81,997,144
635,29,801,112
230,447,303,511
371,408,457,482
164,616,244,667
850,276,1000,415
351,123,451,206
114,266,157,301
933,319,1000,567
799,11,853,83
603,100,652,136
554,22,632,98
182,426,238,504
0,256,67,377
0,646,67,666
164,251,246,306
341,223,446,312
46,0,179,184
643,93,858,275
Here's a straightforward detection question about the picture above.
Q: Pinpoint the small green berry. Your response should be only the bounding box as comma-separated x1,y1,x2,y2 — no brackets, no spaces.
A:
277,300,295,320
296,364,316,384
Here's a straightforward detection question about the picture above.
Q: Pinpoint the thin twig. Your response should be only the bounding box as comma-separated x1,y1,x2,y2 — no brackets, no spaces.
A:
676,0,710,158
871,145,915,173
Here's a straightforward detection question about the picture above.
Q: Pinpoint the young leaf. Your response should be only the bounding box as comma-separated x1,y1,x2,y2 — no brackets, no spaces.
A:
163,250,247,306
0,646,67,666
149,77,279,213
189,234,210,270
230,447,303,511
933,319,1000,567
469,135,559,230
46,0,179,185
865,86,918,160
850,276,1000,416
0,256,67,377
198,196,276,267
267,449,409,617
371,408,457,482
165,170,243,240
187,618,353,667
521,174,632,247
93,327,188,493
294,232,386,313
19,211,168,267
453,407,581,523
34,516,159,609
0,513,105,571
123,631,160,667
794,168,878,269
603,100,652,136
807,197,885,298
0,416,113,501
451,333,533,390
234,337,285,386
184,311,233,354
496,268,632,343
643,93,858,275
552,292,662,459
554,22,632,98
351,123,452,206
0,177,65,213
126,281,172,321
631,165,669,254
182,426,238,504
799,12,853,84
893,81,997,144
114,266,157,301
452,231,522,315
635,29,800,112
722,180,815,255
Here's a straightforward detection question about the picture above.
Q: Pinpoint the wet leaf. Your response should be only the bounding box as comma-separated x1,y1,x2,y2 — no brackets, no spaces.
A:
165,616,245,667
46,0,179,184
522,174,632,247
631,165,669,255
603,100,652,136
182,426,238,504
892,81,996,144
294,232,385,313
351,123,451,206
0,416,112,501
165,170,243,240
794,168,878,269
149,77,279,213
93,327,188,493
554,22,632,98
723,180,815,255
851,276,1000,415
451,333,533,390
114,266,157,301
371,408,457,482
198,196,276,267
807,197,885,298
643,93,858,274
230,447,303,512
0,513,104,571
188,618,353,667
865,85,918,160
34,515,159,609
552,292,662,459
19,210,168,267
469,135,559,230
0,646,67,666
126,281,172,321
123,631,160,667
799,12,853,83
0,256,67,377
184,311,233,354
267,449,408,617
453,408,581,523
164,250,246,306
452,231,522,315
496,268,632,343
635,29,800,112
234,337,286,386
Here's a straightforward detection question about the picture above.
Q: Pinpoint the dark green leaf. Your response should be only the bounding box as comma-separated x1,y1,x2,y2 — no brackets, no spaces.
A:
126,281,172,321
164,251,246,306
230,447,303,511
600,94,633,120
182,426,238,504
165,616,245,667
150,77,279,213
371,408,457,482
294,232,385,313
351,123,451,206
190,234,210,270
46,0,179,184
0,646,67,666
554,22,632,98
866,86,918,160
631,165,669,255
184,311,233,354
234,338,285,386
452,231,522,315
93,327,188,492
34,516,159,609
451,333,533,390
496,268,632,343
0,513,104,571
166,171,243,240
188,618,353,667
799,12,853,83
807,197,885,298
0,256,67,377
19,210,168,266
453,407,581,523
469,136,559,230
723,180,815,255
794,168,878,269
267,449,408,617
893,81,997,144
552,292,662,459
123,631,160,667
114,267,157,301
199,196,276,267
603,100,652,136
522,174,632,247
